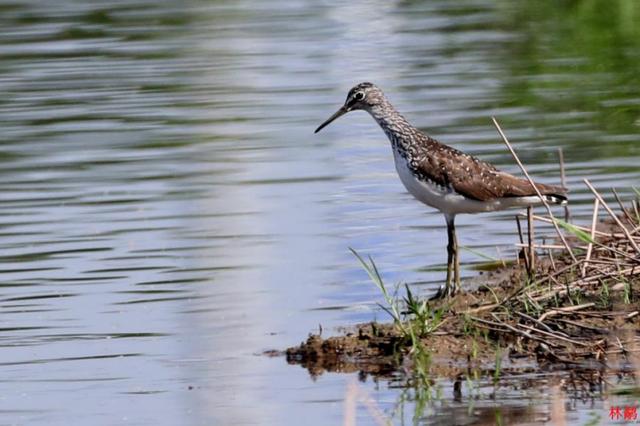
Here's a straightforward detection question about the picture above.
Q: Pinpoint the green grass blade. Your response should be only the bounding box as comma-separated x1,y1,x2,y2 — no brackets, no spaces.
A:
552,218,595,244
349,248,385,293
459,245,498,262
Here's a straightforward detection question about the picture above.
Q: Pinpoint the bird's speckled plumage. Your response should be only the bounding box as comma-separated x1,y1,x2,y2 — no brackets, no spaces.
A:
315,82,569,296
334,82,567,214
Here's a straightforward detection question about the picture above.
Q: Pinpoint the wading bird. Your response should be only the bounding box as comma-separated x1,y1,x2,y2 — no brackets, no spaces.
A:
315,82,567,296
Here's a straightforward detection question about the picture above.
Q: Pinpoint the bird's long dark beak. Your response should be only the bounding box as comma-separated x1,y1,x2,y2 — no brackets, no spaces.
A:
315,106,348,133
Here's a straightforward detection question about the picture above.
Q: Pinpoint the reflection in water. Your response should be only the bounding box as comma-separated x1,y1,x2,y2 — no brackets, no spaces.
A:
0,0,638,424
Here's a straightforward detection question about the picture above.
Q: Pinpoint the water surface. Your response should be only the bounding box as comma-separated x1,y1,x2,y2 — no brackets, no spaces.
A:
0,0,639,424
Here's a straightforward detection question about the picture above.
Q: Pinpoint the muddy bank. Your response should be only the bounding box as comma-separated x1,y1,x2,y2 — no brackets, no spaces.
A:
287,270,639,379
286,211,640,381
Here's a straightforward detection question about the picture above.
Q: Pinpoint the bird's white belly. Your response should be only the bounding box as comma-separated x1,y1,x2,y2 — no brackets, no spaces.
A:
392,151,533,215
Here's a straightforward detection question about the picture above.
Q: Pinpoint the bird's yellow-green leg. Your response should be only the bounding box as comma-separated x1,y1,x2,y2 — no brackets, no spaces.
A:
445,240,454,293
445,214,458,296
452,223,460,293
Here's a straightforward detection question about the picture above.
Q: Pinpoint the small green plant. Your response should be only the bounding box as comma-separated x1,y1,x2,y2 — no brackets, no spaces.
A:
564,269,582,306
350,248,406,332
480,284,500,306
552,217,595,244
350,248,446,341
471,339,479,360
462,314,475,336
570,287,582,305
522,292,542,317
598,279,611,308
465,374,476,397
404,284,446,337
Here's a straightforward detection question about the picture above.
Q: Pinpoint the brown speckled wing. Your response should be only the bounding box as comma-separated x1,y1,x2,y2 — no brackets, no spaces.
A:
415,140,567,202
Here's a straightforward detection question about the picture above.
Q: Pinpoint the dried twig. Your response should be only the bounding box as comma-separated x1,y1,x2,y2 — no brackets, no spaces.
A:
584,179,640,255
519,323,592,347
525,214,608,237
527,206,535,274
538,303,595,322
551,318,608,334
515,243,583,250
612,188,635,226
517,311,559,334
492,117,577,262
582,199,599,277
531,260,584,288
548,247,557,271
470,316,557,346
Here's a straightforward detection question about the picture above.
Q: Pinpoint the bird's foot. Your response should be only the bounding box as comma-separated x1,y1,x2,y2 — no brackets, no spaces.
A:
430,284,458,300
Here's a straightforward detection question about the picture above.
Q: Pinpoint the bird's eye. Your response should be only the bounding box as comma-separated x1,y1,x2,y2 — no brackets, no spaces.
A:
353,91,365,101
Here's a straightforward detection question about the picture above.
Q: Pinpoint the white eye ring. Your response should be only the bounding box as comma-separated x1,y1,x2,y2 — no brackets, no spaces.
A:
353,92,365,101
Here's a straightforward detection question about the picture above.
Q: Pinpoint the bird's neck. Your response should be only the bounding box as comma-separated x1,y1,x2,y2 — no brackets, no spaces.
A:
367,100,421,157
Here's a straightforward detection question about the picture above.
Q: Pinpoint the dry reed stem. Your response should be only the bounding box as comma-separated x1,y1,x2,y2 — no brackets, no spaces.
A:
492,117,577,262
585,258,636,266
548,247,557,271
517,312,561,334
590,241,640,262
528,206,535,274
551,318,608,334
496,261,582,307
515,243,586,250
463,302,500,315
582,199,600,277
518,323,592,347
526,214,608,237
612,188,635,226
532,260,585,287
471,316,555,346
452,171,636,370
538,303,595,322
576,266,638,283
584,179,640,255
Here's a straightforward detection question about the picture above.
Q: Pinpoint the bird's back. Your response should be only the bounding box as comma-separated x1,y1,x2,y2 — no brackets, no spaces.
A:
414,135,566,202
392,132,567,214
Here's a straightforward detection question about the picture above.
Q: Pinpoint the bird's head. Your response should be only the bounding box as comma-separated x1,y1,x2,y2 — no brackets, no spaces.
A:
315,82,385,133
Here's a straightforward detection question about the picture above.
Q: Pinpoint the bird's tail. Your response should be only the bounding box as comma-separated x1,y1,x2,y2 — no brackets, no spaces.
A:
503,174,568,206
541,193,568,206
534,182,568,206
